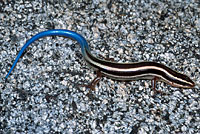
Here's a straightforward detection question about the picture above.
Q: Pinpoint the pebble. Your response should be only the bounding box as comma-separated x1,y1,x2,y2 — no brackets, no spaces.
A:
0,0,199,134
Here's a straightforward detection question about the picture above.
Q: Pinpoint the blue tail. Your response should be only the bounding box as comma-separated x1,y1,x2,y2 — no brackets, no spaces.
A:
5,29,90,79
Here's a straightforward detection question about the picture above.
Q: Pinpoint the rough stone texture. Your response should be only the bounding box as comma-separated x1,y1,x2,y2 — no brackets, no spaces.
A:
0,0,199,133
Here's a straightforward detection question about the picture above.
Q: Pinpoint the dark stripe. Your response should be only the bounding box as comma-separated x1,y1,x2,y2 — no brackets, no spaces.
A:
85,50,191,86
85,49,184,77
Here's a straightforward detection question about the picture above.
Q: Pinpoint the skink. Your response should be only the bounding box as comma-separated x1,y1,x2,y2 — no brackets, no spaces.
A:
5,29,195,90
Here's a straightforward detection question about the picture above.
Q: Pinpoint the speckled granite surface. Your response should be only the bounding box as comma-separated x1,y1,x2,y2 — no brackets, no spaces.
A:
0,0,200,133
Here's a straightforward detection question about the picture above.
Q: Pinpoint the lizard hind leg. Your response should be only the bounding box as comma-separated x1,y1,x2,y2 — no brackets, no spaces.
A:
79,70,102,90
